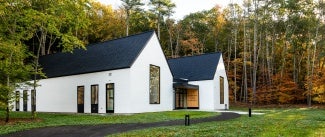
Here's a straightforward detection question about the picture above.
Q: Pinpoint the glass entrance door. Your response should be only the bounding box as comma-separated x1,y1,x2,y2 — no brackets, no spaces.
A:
175,89,187,109
106,83,114,113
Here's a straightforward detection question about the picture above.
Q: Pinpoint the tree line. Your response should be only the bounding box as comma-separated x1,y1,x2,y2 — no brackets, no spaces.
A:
0,0,324,122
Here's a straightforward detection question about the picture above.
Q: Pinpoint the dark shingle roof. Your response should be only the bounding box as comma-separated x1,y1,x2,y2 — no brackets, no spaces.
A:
39,31,155,78
167,53,222,81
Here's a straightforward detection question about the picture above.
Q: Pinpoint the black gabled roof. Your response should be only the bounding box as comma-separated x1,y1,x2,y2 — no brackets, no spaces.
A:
167,52,222,81
39,31,155,78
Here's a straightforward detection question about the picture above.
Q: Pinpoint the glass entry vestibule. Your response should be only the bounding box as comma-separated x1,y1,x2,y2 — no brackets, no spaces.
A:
174,83,199,109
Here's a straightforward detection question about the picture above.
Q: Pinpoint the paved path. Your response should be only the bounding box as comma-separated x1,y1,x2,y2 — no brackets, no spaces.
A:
1,112,240,137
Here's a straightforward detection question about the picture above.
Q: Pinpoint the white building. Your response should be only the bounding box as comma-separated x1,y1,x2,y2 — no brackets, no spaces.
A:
14,31,228,113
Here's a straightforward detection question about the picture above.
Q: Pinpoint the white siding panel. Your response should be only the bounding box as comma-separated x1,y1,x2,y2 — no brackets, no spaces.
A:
128,33,174,113
214,54,229,109
33,69,130,113
189,80,215,111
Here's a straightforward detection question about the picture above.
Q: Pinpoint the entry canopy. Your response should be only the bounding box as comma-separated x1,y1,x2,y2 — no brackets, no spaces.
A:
173,82,199,89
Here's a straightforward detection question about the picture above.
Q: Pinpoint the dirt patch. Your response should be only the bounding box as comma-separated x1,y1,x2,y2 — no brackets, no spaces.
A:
0,118,42,125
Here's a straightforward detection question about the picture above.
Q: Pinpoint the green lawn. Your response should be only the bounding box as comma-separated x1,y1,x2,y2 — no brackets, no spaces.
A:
111,108,325,137
0,110,217,135
1,108,324,137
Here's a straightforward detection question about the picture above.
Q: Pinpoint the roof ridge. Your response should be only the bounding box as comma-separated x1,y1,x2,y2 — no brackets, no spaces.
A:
168,52,221,60
40,30,155,58
89,30,155,46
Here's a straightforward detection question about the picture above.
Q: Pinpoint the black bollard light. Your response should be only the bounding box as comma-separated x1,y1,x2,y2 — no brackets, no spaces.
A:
249,107,252,117
225,104,228,110
185,114,190,126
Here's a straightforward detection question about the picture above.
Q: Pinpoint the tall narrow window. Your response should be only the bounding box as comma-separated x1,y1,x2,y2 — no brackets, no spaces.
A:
77,86,84,113
149,65,160,104
220,76,224,104
16,91,20,111
91,85,99,113
23,90,28,111
106,83,114,113
31,90,36,111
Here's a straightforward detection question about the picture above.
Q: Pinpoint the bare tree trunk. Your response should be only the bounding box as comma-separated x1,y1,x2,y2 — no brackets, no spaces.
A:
243,12,248,103
5,75,10,123
175,25,180,57
126,10,130,36
234,25,238,103
252,0,259,105
5,51,13,123
227,39,231,72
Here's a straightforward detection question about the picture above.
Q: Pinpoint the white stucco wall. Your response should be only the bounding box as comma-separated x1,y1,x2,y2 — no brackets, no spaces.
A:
188,80,214,111
14,33,173,114
128,33,174,113
214,54,229,110
187,54,229,111
15,69,130,113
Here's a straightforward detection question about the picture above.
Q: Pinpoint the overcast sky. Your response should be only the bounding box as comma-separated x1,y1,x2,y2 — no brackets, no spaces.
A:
97,0,241,20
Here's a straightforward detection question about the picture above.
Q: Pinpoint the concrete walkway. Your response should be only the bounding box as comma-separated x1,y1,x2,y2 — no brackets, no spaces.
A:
0,112,240,137
216,110,265,115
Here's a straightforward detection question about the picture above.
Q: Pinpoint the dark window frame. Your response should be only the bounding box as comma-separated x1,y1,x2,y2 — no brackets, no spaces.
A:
106,83,114,113
220,76,224,104
23,90,28,111
149,64,160,104
15,91,20,111
91,84,99,113
77,86,84,113
91,85,99,105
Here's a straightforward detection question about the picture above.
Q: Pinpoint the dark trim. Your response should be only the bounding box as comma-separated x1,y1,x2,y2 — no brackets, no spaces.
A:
77,86,84,113
91,85,99,113
149,64,160,104
106,83,114,113
173,83,199,89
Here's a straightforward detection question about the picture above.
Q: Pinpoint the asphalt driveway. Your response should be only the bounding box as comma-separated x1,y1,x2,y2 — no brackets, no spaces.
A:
1,112,240,137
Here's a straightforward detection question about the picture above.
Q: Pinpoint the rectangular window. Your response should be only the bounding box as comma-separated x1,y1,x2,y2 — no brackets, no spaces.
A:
91,85,99,105
16,91,20,111
31,90,36,111
77,86,84,113
77,86,84,105
91,85,99,113
220,76,224,104
23,90,28,111
149,65,160,104
106,83,114,113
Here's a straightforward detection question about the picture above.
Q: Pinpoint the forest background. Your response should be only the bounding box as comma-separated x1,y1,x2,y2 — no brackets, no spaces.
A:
0,0,324,111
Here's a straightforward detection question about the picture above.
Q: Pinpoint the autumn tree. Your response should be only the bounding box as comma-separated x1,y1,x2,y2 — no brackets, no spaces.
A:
0,0,35,122
87,1,125,43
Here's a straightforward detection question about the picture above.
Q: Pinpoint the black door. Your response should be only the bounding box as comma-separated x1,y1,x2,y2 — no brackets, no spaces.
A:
91,85,98,113
77,86,84,113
